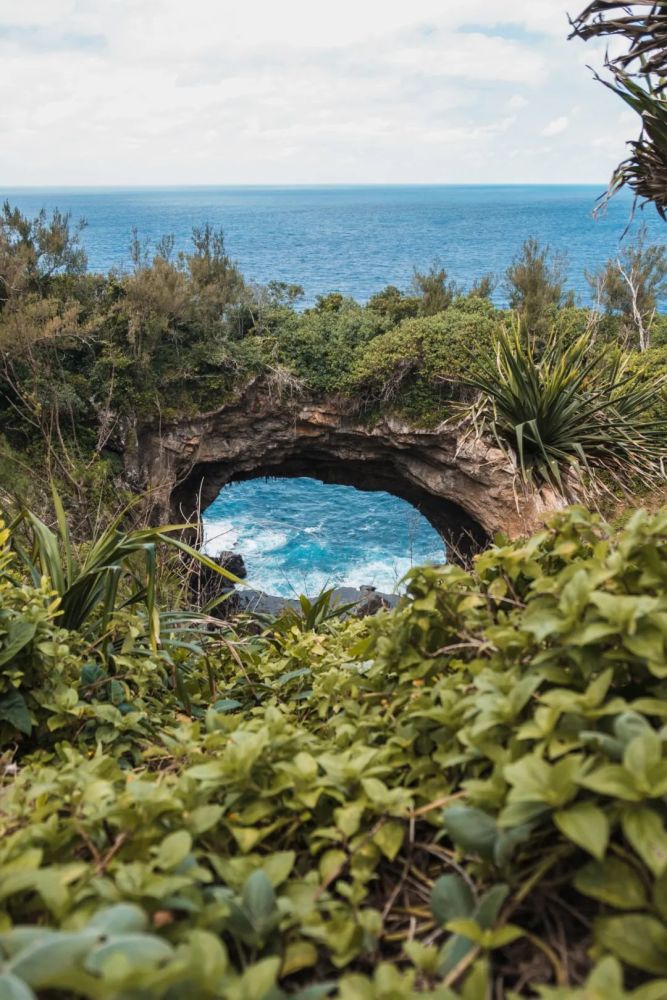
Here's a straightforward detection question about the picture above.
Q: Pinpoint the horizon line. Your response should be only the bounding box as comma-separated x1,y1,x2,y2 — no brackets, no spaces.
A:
0,181,614,191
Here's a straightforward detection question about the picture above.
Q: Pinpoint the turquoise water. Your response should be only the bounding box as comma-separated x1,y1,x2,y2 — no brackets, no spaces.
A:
202,478,444,597
4,185,663,593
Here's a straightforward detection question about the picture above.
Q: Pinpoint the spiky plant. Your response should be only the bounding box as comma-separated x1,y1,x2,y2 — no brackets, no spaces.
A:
8,488,240,651
570,1,667,215
466,321,667,498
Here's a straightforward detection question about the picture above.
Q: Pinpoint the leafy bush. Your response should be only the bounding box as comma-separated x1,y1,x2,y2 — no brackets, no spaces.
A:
4,507,667,994
350,300,498,419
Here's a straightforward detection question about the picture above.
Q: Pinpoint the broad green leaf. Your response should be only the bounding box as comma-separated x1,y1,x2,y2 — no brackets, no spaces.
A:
461,958,490,1000
622,807,667,876
84,933,173,977
261,851,296,887
0,691,31,736
594,915,667,975
372,821,404,862
155,830,192,870
243,870,275,925
574,858,647,910
187,805,224,835
213,698,242,713
484,924,524,949
184,930,228,988
442,805,497,859
554,802,609,860
475,884,509,929
236,956,281,1000
9,933,99,987
578,765,642,801
0,622,36,667
437,931,476,978
445,918,484,945
87,904,148,935
281,940,318,976
431,874,474,926
0,974,37,1000
0,929,57,959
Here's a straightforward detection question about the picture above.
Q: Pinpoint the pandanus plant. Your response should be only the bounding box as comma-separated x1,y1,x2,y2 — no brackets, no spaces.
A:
8,488,241,654
570,1,667,216
465,321,667,498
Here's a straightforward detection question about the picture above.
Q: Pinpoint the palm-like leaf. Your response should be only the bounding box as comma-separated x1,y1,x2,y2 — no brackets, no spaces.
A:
570,1,667,214
9,488,241,647
466,320,667,498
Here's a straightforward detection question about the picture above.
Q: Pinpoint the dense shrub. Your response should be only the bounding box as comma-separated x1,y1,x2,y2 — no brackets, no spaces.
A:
3,507,667,995
349,300,499,419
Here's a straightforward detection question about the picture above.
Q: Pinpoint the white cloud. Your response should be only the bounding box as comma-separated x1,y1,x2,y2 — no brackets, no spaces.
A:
541,115,569,137
387,32,546,84
0,0,640,184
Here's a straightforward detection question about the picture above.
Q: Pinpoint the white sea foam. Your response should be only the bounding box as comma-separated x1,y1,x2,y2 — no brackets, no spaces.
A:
335,556,417,594
236,527,290,556
202,518,238,556
201,478,445,597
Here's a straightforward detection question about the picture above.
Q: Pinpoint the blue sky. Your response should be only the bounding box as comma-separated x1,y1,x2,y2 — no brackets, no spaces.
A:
0,0,635,185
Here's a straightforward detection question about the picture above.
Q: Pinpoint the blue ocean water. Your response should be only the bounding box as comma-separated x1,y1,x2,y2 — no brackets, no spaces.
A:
202,478,444,597
3,184,663,306
4,185,663,594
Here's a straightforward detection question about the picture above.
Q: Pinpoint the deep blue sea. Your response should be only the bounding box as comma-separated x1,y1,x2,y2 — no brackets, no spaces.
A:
4,185,663,594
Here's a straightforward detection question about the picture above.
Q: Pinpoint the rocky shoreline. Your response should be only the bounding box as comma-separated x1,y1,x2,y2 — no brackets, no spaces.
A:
193,550,399,618
236,585,400,616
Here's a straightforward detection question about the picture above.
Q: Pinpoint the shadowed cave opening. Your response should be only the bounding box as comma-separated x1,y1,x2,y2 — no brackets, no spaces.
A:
171,458,488,596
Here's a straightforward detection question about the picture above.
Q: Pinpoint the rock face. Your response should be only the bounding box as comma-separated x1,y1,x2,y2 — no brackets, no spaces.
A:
126,380,563,553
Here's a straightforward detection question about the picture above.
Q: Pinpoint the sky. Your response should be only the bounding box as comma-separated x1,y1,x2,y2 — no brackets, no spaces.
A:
0,0,636,186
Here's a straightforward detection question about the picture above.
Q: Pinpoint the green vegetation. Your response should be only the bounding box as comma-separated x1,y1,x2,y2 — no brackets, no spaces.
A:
586,225,667,352
504,238,573,341
3,6,667,997
2,201,667,522
467,321,667,498
2,187,667,996
570,3,667,216
5,505,667,995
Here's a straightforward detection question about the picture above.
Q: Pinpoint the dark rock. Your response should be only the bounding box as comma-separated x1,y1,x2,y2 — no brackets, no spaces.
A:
190,550,247,616
217,550,247,580
236,585,398,618
354,585,390,617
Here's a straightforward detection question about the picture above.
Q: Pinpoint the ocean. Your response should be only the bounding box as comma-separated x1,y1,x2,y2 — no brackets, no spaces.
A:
4,185,663,595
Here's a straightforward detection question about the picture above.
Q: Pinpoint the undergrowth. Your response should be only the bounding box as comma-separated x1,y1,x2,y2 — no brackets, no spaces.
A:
2,507,667,996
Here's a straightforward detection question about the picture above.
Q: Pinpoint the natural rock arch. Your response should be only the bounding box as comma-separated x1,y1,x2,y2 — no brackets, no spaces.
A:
127,380,562,556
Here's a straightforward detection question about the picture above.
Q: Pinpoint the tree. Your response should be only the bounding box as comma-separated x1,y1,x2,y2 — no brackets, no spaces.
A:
586,224,667,350
469,273,497,300
570,2,667,215
504,237,573,337
0,202,87,308
412,263,460,316
367,285,420,324
313,292,345,313
185,223,244,329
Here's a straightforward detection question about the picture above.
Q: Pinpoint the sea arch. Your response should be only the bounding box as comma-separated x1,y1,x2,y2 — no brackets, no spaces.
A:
128,380,561,558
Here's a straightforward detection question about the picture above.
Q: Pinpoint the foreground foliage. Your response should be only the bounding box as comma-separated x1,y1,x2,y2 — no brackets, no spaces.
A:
4,507,667,995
